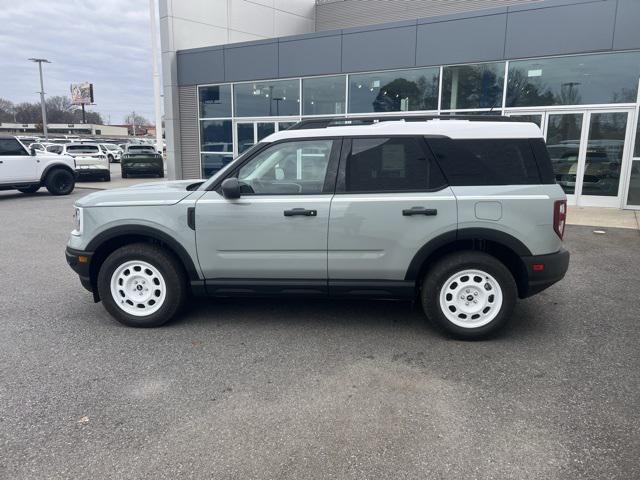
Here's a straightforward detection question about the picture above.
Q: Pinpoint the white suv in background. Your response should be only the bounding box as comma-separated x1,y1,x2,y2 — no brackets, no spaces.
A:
60,143,110,181
99,143,123,163
0,135,76,195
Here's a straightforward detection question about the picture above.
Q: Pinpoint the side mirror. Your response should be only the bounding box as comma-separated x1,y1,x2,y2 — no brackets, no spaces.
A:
30,147,37,156
221,177,241,200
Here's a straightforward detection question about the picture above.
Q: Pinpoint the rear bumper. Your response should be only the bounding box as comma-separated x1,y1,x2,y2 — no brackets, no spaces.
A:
520,248,570,298
65,246,94,293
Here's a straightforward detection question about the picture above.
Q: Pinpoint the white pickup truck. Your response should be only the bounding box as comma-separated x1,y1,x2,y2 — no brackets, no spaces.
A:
0,135,76,195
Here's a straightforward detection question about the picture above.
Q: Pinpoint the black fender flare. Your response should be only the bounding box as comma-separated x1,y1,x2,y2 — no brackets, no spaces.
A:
40,163,75,184
85,225,201,281
404,228,532,282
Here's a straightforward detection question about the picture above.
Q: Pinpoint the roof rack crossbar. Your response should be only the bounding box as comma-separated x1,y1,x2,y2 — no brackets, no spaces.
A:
286,114,516,130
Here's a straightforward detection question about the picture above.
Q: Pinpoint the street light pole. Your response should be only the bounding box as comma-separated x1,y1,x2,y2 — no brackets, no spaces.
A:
29,58,51,141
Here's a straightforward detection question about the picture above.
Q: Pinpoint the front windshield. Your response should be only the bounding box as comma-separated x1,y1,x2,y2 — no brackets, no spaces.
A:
199,142,265,190
104,144,119,150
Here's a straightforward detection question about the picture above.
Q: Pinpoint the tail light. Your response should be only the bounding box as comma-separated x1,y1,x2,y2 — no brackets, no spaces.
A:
553,200,567,239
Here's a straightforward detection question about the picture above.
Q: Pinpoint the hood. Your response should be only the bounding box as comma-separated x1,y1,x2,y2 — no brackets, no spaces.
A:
76,180,205,208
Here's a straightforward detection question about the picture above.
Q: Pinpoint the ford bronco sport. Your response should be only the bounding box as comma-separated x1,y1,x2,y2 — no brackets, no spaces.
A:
66,116,569,338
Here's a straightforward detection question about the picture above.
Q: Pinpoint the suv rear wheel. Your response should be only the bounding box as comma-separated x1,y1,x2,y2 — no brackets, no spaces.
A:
97,243,186,327
45,168,75,195
421,251,517,339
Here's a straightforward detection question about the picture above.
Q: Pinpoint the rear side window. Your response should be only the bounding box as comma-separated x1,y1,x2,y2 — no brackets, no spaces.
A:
529,138,556,184
0,138,28,156
345,137,446,192
427,138,541,186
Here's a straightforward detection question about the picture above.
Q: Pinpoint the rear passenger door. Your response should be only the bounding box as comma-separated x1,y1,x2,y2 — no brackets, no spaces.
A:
328,136,457,290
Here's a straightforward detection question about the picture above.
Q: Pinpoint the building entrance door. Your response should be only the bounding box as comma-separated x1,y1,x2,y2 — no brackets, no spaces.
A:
508,108,635,208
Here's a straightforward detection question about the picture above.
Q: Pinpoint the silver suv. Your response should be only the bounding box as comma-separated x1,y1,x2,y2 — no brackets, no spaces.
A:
66,116,569,338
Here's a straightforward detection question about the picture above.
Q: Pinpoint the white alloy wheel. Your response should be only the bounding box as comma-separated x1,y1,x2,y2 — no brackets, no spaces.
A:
439,269,503,328
110,260,167,316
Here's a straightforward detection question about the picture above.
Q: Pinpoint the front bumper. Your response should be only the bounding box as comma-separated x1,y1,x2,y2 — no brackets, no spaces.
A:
65,246,94,293
520,248,570,298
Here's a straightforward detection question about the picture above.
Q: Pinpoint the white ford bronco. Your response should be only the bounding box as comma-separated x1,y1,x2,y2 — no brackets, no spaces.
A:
66,116,569,338
0,135,76,195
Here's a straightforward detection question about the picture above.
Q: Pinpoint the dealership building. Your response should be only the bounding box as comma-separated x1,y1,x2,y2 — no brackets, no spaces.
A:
159,0,640,209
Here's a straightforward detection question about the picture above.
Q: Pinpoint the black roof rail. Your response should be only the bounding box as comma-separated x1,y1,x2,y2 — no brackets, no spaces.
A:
286,114,517,130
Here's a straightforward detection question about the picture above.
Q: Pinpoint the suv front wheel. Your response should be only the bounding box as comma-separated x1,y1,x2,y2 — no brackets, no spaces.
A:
421,251,517,339
97,243,187,327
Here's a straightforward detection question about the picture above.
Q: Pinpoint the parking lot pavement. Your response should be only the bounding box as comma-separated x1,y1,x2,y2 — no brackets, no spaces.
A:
1,190,639,480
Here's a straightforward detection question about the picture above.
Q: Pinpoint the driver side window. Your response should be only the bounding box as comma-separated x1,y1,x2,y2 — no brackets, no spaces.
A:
236,139,333,195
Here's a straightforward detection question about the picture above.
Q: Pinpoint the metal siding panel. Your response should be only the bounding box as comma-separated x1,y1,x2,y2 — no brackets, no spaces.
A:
279,35,342,77
505,1,616,58
416,14,507,66
224,43,279,82
316,0,543,31
177,49,225,86
342,26,417,72
613,0,640,50
178,86,200,180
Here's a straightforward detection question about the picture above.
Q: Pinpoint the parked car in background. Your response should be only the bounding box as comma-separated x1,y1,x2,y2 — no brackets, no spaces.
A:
60,143,110,181
99,143,123,163
28,142,56,153
121,144,164,178
45,144,64,155
0,135,76,195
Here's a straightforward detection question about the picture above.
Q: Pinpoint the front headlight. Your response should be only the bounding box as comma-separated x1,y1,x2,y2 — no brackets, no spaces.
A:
72,206,83,235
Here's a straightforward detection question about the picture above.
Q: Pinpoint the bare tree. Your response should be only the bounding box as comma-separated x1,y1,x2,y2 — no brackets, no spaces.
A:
0,98,15,122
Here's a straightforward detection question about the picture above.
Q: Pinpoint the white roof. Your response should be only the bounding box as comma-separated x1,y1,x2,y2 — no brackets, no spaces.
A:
266,119,543,142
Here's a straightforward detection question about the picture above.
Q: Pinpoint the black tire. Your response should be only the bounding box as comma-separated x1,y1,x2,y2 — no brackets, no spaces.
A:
158,171,164,178
121,171,128,178
45,168,75,195
104,172,111,182
97,243,187,327
18,185,41,194
421,251,517,339
108,154,114,163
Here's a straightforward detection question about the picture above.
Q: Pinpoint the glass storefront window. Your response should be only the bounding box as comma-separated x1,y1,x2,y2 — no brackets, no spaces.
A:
348,67,439,113
257,122,275,141
200,120,233,152
303,76,346,115
546,113,583,195
627,161,640,206
201,153,233,178
441,62,505,110
234,79,300,117
507,52,640,108
199,85,232,118
635,113,640,158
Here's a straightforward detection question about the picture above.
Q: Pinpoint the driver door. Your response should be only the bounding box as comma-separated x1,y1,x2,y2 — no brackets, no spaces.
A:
0,138,37,182
195,138,340,294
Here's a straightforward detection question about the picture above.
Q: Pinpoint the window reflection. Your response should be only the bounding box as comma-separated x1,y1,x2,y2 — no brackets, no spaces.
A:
546,113,583,194
201,153,233,178
199,85,232,118
303,76,345,115
349,68,439,113
234,80,300,117
200,120,233,152
441,63,504,110
507,52,640,107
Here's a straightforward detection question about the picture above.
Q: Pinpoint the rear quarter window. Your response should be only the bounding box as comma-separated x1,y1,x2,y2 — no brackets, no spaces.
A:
427,138,542,186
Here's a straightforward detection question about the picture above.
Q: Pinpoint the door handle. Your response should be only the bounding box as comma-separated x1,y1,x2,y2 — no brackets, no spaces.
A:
284,208,317,217
402,207,437,216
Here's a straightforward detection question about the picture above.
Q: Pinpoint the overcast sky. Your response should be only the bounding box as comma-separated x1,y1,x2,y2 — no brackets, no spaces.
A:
0,0,159,124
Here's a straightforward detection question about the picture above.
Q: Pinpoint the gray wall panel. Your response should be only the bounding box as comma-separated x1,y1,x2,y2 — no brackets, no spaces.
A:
416,14,507,66
505,1,616,58
177,49,225,86
279,35,342,77
178,86,200,180
224,43,279,82
342,25,417,72
613,0,640,51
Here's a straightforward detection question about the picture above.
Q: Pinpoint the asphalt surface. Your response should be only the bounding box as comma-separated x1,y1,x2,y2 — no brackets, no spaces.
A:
1,189,639,480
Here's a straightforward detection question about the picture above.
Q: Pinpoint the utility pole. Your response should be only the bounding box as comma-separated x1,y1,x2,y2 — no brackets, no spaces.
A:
149,0,163,154
29,58,51,140
132,111,137,136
